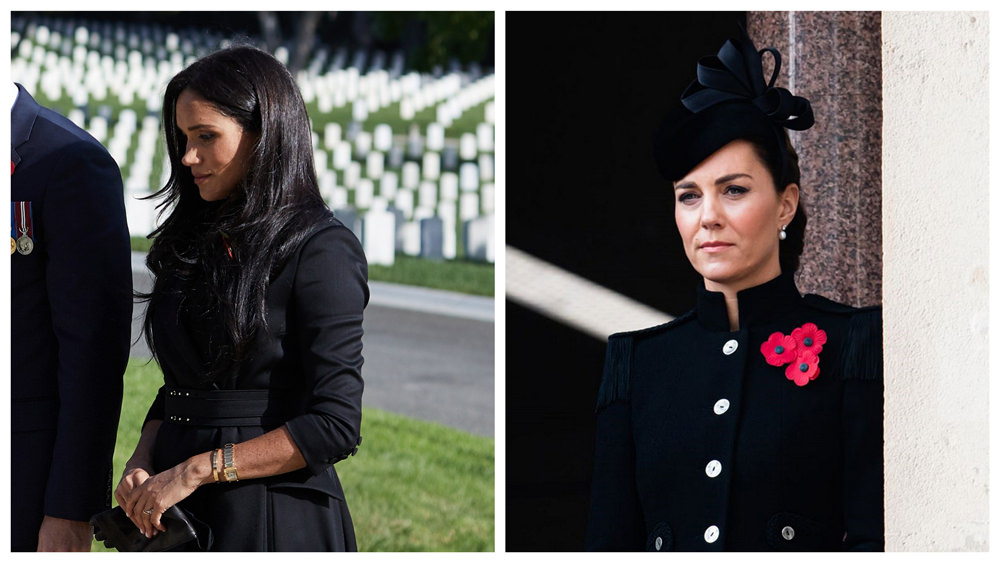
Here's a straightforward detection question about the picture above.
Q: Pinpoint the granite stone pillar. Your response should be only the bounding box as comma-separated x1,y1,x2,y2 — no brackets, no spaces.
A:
748,12,882,307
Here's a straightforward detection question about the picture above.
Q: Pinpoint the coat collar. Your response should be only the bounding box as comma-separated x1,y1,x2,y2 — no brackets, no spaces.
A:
11,83,41,169
695,271,802,332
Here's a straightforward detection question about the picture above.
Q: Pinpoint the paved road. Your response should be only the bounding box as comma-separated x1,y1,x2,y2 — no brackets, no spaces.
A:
129,254,495,437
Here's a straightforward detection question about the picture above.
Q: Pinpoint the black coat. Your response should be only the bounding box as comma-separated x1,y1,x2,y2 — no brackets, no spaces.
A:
142,216,369,551
11,84,132,550
585,273,883,551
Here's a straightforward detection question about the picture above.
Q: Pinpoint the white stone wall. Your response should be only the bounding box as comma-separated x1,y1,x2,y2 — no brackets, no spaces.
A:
882,11,989,551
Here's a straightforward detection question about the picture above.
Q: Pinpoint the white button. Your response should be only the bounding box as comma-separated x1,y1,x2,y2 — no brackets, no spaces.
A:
704,525,720,543
705,460,722,478
722,339,738,355
655,536,663,551
713,399,730,415
782,526,795,541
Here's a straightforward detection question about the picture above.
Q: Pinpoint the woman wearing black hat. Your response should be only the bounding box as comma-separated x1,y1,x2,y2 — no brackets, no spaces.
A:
585,30,883,552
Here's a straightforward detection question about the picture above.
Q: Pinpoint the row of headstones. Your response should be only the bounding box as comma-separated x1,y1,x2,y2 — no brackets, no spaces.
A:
15,17,224,62
317,147,494,185
322,120,495,159
320,175,494,223
122,193,495,265
17,16,483,83
18,29,493,131
335,205,495,265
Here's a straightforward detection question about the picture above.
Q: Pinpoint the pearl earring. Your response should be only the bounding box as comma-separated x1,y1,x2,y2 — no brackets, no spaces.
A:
779,225,787,241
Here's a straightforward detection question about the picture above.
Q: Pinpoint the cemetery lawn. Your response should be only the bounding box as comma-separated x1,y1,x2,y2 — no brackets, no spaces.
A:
94,357,495,552
130,237,495,297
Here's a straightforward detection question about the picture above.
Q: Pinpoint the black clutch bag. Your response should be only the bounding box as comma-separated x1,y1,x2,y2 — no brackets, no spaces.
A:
90,505,213,552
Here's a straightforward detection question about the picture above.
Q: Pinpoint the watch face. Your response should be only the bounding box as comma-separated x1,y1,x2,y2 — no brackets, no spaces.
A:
225,469,238,481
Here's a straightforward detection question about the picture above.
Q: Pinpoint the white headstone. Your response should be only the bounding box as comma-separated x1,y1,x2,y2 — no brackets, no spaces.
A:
460,162,479,192
422,152,441,181
400,98,414,120
402,161,420,189
324,123,342,150
426,122,446,152
125,192,156,237
355,178,374,209
355,131,372,159
344,161,361,189
440,172,459,202
419,181,438,209
460,133,477,160
398,221,421,256
319,170,337,201
394,188,414,219
485,101,495,124
437,201,457,259
333,140,352,170
463,215,495,263
366,151,384,180
352,98,368,122
330,187,349,209
314,149,328,174
476,122,494,152
379,171,398,200
362,209,395,266
481,183,495,215
460,193,480,222
373,124,393,152
479,153,494,181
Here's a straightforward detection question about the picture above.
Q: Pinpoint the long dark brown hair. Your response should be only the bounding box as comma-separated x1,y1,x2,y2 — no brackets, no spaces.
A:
140,44,330,381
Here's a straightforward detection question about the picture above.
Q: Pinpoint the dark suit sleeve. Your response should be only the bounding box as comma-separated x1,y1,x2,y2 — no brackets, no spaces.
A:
841,307,885,551
585,335,645,550
284,225,369,475
41,139,131,521
142,386,166,429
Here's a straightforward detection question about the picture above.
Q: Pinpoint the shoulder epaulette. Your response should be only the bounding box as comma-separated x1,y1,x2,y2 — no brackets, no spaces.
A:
803,294,882,381
841,306,883,382
594,310,695,412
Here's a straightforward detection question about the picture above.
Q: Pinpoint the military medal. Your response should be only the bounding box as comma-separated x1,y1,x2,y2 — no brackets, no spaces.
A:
14,201,34,256
10,202,16,255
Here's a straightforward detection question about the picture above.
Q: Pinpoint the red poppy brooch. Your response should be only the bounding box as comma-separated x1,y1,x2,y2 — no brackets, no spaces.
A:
760,322,828,386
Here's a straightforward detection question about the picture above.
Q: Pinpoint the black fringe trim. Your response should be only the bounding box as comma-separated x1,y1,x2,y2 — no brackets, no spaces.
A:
595,334,633,412
841,307,883,381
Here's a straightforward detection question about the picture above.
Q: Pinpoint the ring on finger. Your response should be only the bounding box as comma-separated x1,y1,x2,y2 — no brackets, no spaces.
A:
143,508,154,515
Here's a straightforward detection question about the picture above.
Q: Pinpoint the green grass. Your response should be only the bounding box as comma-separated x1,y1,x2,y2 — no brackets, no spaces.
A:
368,254,494,297
129,239,495,297
94,358,494,552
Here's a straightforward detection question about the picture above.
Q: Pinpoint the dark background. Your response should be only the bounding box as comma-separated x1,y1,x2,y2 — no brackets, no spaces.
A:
505,11,745,551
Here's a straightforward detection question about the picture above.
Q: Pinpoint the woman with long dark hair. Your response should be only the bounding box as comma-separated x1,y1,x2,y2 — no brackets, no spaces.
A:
114,45,368,551
585,29,883,551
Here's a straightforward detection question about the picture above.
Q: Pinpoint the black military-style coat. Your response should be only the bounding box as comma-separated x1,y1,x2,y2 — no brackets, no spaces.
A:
11,84,132,550
141,215,369,551
586,273,884,551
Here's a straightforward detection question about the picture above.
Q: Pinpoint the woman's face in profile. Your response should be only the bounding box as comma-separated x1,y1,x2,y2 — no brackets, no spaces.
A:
673,139,798,294
175,88,255,201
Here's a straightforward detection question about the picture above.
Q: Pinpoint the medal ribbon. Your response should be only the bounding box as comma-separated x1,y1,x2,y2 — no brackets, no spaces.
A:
18,201,33,241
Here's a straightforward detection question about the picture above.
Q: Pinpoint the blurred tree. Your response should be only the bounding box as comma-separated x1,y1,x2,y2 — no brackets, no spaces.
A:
257,11,330,74
371,12,494,71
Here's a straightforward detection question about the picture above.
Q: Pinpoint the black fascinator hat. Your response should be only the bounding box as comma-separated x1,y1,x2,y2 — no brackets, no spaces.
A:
654,26,814,182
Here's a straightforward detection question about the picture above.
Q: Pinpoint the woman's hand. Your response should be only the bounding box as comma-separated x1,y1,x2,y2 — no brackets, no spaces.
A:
115,464,153,515
119,453,213,538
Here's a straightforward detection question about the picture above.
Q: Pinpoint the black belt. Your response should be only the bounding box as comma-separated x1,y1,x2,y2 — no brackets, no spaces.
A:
163,387,290,427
